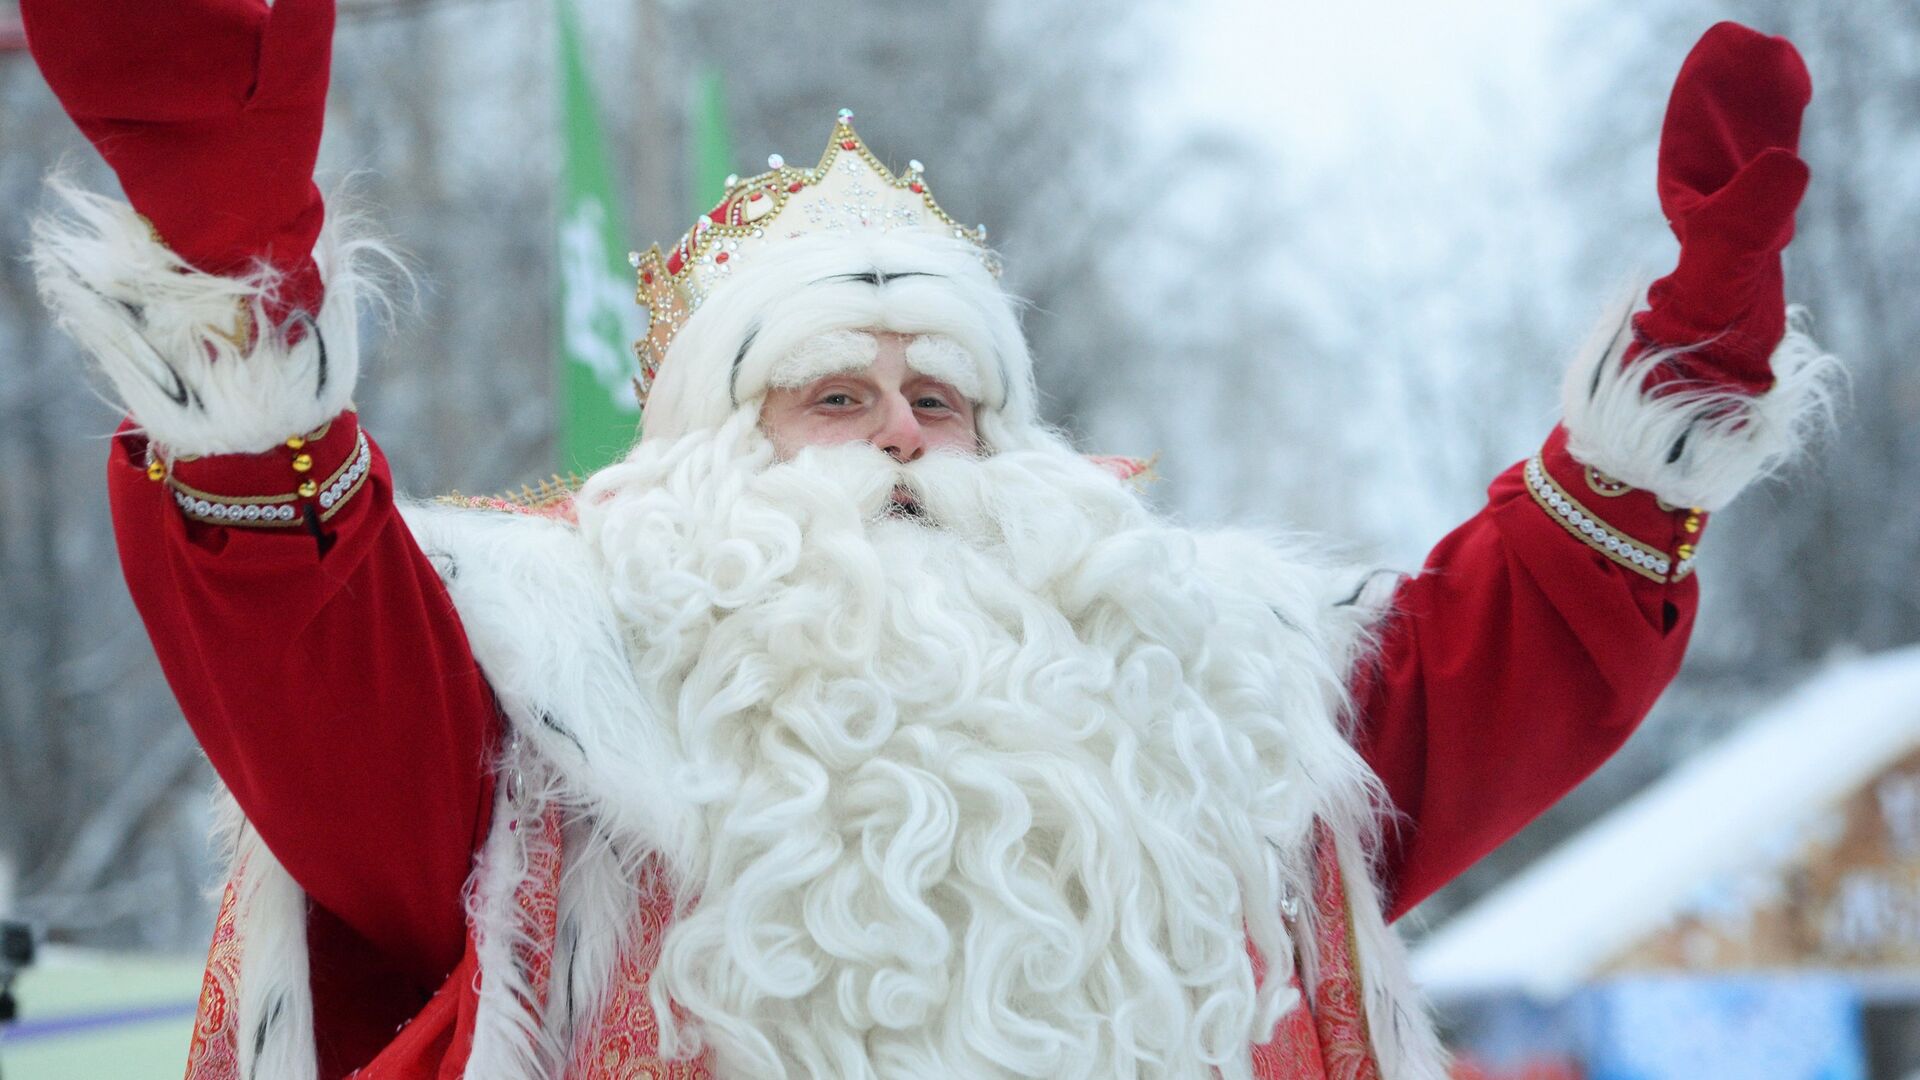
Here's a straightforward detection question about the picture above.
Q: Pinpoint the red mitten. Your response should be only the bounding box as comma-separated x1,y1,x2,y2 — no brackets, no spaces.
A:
22,0,334,320
1632,21,1812,395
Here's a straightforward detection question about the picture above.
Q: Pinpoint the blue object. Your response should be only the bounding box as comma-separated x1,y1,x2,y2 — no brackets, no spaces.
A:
1572,975,1865,1080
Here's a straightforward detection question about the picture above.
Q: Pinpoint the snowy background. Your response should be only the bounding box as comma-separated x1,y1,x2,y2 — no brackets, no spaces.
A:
0,0,1916,1062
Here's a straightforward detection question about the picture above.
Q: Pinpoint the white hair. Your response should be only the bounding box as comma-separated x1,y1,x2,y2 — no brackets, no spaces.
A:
639,230,1045,452
574,414,1385,1078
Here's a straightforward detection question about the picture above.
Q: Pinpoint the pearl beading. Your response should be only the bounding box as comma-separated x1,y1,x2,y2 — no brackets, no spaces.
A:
1525,454,1694,583
317,434,372,511
169,431,371,528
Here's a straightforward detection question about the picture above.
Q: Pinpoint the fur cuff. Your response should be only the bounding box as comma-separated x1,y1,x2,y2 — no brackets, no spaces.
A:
30,180,394,457
1561,297,1842,512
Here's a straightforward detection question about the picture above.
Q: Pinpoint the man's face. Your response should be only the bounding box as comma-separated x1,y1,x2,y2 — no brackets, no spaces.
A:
758,330,980,463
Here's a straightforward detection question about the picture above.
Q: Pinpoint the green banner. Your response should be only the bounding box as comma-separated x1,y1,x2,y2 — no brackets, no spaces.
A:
690,67,735,216
555,0,645,473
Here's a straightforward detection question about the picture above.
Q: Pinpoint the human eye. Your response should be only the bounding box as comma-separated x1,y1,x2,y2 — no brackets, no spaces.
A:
910,382,961,412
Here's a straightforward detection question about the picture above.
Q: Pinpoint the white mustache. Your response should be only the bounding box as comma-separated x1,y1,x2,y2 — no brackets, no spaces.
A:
741,432,1146,589
768,441,991,532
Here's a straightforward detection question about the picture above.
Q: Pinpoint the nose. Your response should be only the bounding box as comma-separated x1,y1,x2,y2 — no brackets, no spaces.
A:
874,392,926,463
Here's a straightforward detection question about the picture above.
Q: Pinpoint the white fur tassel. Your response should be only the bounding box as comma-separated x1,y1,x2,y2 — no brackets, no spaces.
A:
1561,296,1842,513
29,179,397,457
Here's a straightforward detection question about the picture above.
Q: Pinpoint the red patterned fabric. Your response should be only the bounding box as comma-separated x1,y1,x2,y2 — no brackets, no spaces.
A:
1305,824,1382,1080
1249,966,1329,1079
1244,822,1392,1079
565,859,713,1079
1246,889,1328,1078
187,812,1396,1077
512,810,567,1013
183,879,245,1080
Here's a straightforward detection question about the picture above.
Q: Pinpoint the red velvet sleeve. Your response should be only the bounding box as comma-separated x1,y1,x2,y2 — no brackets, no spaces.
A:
107,410,498,991
1355,424,1705,920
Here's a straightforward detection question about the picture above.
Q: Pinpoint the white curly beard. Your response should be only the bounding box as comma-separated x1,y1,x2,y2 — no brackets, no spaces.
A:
574,412,1380,1079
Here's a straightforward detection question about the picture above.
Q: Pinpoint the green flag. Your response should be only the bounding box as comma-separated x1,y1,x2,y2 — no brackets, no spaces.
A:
555,0,646,473
689,67,735,217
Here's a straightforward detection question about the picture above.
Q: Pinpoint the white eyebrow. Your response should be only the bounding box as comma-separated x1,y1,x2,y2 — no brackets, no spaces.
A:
766,330,880,389
904,334,981,401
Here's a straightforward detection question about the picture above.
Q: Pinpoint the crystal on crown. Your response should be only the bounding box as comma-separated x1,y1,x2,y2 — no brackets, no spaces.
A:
629,113,992,409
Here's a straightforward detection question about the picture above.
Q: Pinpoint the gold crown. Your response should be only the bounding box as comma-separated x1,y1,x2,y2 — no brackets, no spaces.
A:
629,110,994,408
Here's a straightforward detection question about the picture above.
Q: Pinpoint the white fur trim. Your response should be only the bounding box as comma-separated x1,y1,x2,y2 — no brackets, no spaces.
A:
903,333,982,401
1561,297,1842,512
1135,534,1444,1075
1331,829,1451,1080
541,818,651,1056
398,501,701,868
463,738,565,1079
766,329,879,389
30,180,397,457
640,230,1044,450
225,807,319,1080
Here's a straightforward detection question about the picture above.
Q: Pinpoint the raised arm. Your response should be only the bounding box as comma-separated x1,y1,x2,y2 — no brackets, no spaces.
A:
1353,22,1834,919
23,0,498,1057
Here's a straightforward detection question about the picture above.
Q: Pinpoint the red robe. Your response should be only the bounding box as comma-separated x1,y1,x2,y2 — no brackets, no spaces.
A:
107,409,1700,1077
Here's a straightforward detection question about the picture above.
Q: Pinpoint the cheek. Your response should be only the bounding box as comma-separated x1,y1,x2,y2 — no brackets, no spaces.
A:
925,414,982,454
763,407,869,456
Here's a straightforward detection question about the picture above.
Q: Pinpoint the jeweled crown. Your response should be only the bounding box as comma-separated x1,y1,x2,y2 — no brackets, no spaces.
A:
629,110,993,407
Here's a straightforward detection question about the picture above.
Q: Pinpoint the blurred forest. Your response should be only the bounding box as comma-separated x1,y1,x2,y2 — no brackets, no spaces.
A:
0,0,1914,954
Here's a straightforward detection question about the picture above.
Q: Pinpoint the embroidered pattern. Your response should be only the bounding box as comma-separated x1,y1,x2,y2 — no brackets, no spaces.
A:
1584,465,1632,497
183,876,245,1080
183,811,1382,1077
1242,819,1386,1078
169,430,371,527
1307,821,1383,1080
1248,939,1328,1077
439,475,584,524
1525,455,1691,583
512,807,565,1013
1085,452,1160,487
566,857,711,1078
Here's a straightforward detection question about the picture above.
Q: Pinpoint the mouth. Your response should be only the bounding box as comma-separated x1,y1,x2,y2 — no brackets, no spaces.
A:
886,484,925,518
